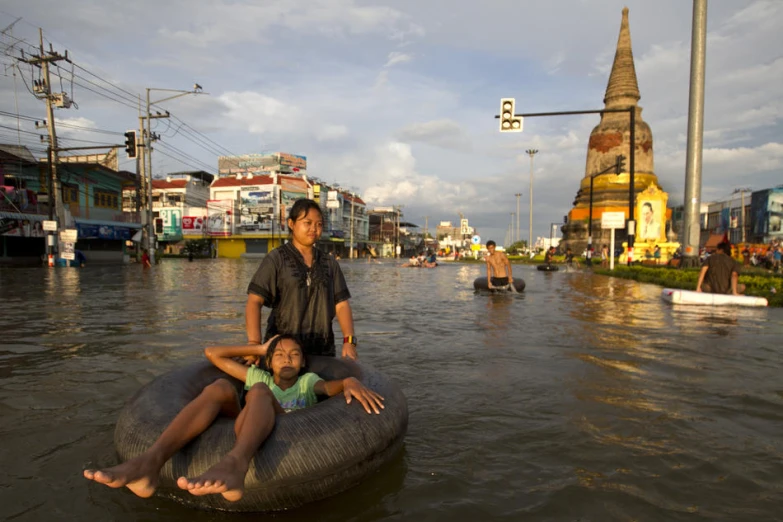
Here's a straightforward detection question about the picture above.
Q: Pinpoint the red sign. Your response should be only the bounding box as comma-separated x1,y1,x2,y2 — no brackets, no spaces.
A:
182,216,205,231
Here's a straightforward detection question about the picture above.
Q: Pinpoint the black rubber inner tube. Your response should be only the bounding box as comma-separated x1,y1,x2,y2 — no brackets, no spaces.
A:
536,264,559,272
114,357,408,512
473,276,526,292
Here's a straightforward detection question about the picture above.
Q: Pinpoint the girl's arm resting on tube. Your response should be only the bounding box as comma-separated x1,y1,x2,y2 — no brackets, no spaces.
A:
313,377,384,414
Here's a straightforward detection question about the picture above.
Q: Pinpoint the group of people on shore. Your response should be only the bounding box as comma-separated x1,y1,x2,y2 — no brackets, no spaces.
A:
84,199,384,503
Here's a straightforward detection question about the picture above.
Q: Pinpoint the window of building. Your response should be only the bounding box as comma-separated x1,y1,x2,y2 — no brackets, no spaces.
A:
93,189,119,209
62,184,79,204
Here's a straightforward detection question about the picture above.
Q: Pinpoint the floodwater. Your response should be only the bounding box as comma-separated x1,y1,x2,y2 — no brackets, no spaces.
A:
2,259,783,521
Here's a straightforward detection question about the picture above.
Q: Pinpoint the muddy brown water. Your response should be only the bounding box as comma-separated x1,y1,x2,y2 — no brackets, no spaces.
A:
1,259,782,521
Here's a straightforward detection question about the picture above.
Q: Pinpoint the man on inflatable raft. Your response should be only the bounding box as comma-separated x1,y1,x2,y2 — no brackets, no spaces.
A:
485,240,515,290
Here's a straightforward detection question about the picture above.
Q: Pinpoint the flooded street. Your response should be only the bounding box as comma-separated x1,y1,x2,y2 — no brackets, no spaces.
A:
2,259,783,521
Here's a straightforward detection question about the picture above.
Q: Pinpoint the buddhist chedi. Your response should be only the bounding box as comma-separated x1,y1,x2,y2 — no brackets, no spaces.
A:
561,7,670,258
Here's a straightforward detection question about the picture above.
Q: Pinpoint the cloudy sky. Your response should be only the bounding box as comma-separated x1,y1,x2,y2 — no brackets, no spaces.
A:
1,0,781,244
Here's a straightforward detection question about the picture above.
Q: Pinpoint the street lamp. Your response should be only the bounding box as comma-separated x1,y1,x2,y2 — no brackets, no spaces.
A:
144,86,207,264
525,150,538,253
509,212,515,247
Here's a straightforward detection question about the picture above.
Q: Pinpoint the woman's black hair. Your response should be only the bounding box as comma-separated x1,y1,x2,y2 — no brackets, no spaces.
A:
288,198,323,223
264,334,307,375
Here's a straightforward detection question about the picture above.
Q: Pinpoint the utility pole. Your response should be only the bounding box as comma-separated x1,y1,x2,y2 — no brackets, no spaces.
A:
509,212,515,247
525,149,538,252
514,193,521,244
144,86,206,264
349,193,355,259
680,0,708,267
19,29,70,266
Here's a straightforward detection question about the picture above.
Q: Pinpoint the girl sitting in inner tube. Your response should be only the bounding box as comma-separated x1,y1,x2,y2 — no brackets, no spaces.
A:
83,335,384,502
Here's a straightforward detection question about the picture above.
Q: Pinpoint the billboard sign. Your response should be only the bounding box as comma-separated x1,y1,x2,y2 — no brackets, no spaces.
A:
278,153,307,169
160,208,183,241
207,200,234,237
326,190,340,209
751,188,783,243
182,215,205,235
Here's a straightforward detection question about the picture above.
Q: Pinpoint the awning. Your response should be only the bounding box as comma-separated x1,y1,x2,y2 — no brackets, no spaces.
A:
74,217,142,229
0,211,48,222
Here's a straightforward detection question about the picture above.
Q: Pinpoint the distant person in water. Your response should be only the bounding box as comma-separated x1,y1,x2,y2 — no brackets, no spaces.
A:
544,247,555,265
485,240,513,290
565,248,579,268
696,241,745,295
82,336,383,502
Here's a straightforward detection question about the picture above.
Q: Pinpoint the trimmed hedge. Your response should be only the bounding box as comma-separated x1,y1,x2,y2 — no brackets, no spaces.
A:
592,265,783,307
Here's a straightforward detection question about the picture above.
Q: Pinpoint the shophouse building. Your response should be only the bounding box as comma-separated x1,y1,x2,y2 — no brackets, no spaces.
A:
149,171,214,251
1,144,141,264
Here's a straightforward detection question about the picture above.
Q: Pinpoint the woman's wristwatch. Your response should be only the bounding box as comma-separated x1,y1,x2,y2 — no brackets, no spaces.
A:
343,336,357,346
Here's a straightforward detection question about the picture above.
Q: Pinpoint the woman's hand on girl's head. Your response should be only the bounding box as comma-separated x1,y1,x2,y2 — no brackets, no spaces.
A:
342,377,384,414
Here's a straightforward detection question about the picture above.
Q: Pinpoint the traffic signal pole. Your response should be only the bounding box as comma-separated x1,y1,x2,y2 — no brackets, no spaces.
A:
496,106,637,264
587,155,625,263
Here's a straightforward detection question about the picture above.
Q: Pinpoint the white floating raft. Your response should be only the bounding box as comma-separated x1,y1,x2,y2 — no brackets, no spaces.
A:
661,288,768,307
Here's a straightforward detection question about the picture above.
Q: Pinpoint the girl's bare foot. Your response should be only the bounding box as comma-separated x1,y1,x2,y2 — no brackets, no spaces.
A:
176,454,248,502
83,454,163,498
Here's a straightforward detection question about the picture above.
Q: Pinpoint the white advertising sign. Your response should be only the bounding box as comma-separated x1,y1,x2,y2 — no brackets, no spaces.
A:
43,220,58,232
601,212,625,229
59,229,78,242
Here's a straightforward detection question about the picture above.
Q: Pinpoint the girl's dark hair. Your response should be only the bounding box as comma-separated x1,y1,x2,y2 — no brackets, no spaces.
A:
264,335,307,374
288,198,323,223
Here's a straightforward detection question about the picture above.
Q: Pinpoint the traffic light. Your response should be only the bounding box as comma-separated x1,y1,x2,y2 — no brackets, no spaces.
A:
124,131,137,158
615,154,626,174
499,98,523,132
155,218,163,234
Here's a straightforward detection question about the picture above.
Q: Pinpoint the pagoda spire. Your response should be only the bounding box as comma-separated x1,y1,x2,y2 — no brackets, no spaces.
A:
603,7,640,108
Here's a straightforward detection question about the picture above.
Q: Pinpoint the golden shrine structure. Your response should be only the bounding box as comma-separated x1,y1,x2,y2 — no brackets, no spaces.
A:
561,8,677,262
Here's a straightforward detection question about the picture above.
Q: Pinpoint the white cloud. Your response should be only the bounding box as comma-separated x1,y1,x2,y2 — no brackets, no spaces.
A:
157,0,424,48
384,51,413,68
316,124,348,142
361,142,474,211
397,119,471,151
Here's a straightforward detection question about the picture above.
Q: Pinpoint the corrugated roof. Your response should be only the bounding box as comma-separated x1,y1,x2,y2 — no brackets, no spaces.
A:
0,144,38,165
152,179,189,189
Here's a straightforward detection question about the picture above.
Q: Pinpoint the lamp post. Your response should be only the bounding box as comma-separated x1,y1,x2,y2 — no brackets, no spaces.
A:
509,212,515,247
144,85,206,264
525,150,538,253
514,192,522,244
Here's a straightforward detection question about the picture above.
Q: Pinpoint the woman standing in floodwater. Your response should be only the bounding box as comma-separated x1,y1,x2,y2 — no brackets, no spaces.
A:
245,198,359,360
